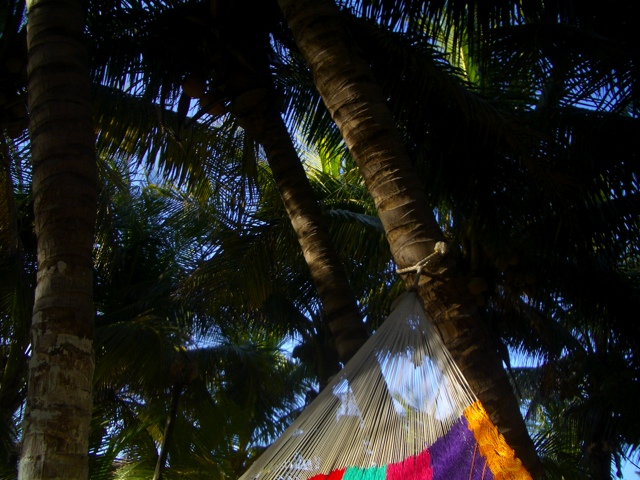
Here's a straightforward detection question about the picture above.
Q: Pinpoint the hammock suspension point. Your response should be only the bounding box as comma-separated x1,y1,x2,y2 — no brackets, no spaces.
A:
396,242,450,289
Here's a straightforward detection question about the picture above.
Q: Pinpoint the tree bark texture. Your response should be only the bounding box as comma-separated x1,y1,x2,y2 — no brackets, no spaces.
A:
232,91,368,364
19,1,97,479
277,0,543,477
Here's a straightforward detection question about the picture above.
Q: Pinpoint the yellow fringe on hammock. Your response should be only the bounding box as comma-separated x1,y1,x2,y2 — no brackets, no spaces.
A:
464,401,532,480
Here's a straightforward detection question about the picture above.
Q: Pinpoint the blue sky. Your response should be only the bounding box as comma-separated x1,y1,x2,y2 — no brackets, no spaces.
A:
622,460,640,478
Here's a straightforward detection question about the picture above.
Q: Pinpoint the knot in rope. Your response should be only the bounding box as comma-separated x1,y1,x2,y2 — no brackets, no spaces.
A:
396,241,449,288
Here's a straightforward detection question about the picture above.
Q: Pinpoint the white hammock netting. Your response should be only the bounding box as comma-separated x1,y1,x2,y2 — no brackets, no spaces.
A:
239,291,532,480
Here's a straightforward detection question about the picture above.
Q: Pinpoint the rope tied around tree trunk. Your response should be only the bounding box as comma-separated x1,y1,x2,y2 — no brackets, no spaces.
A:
396,241,450,289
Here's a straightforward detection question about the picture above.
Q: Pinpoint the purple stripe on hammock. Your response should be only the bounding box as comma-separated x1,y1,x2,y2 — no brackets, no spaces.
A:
429,416,493,480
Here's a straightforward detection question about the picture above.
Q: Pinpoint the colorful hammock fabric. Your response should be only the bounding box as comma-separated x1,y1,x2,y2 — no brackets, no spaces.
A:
306,402,529,480
239,292,532,480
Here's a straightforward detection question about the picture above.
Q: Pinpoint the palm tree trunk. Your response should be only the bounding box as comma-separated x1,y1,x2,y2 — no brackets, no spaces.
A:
152,384,183,480
277,0,542,477
18,1,97,478
232,90,368,365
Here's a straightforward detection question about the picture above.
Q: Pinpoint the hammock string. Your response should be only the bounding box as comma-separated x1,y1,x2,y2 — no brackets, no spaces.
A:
239,246,533,480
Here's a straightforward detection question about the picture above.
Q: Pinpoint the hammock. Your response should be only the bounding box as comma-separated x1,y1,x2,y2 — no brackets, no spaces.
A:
239,291,532,480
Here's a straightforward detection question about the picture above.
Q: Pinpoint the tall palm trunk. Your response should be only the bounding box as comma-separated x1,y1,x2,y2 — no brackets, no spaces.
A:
19,1,97,478
232,90,368,366
152,384,183,480
277,0,542,477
